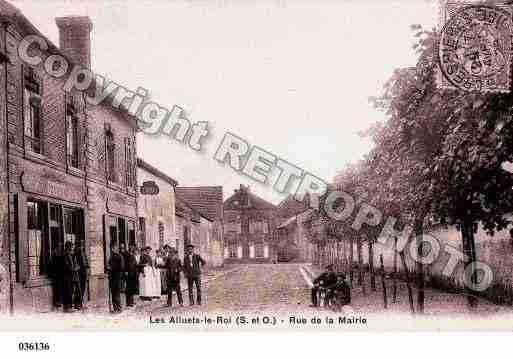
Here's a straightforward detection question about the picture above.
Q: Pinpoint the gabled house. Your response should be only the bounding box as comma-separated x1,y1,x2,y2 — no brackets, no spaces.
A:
223,185,277,263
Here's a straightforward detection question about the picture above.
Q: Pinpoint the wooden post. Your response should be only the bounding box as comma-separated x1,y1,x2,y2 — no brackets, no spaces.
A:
400,251,415,315
380,254,388,309
393,237,398,303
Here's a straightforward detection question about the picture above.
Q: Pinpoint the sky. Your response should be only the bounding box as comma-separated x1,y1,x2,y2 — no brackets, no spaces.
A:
12,0,435,204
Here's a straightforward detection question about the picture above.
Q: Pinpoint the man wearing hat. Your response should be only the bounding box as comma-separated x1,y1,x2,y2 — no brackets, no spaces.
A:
183,244,206,305
161,248,183,307
310,264,337,307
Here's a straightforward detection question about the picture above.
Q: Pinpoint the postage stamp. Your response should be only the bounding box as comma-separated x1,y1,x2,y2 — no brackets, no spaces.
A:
437,1,513,92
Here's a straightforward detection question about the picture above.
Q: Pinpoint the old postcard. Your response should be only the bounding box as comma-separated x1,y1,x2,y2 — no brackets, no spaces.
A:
1,0,513,343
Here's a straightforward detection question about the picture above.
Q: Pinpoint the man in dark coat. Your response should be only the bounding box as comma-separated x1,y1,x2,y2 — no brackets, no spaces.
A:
310,264,337,307
48,243,64,309
161,248,183,307
108,241,125,313
325,273,351,307
73,242,89,310
123,244,139,307
62,241,80,313
183,244,205,305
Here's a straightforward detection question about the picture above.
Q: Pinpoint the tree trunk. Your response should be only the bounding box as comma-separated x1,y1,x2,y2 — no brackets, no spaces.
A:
380,254,388,309
393,236,398,303
349,235,354,288
357,237,364,287
415,217,425,314
400,251,415,315
462,220,478,308
369,237,376,291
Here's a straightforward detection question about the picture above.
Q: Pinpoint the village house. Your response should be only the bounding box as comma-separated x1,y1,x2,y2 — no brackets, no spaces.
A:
137,158,177,251
0,1,138,313
175,196,215,266
223,185,277,263
176,186,224,267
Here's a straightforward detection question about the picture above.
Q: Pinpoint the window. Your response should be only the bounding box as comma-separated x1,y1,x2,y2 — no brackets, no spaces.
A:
226,222,242,233
229,245,237,258
66,95,79,168
23,67,42,154
27,200,49,278
138,217,146,248
255,243,264,258
105,126,116,182
158,221,164,248
249,220,268,234
125,137,136,188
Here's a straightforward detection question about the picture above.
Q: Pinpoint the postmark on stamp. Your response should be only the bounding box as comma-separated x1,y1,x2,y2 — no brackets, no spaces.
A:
437,1,513,93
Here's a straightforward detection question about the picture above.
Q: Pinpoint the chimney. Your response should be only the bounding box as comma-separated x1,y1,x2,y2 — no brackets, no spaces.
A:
55,16,93,69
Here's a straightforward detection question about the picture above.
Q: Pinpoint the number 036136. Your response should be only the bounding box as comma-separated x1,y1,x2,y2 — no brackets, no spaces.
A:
18,342,50,351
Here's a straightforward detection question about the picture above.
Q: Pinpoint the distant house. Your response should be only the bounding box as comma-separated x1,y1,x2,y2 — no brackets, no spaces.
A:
223,185,277,263
276,196,309,262
175,196,217,268
176,186,224,267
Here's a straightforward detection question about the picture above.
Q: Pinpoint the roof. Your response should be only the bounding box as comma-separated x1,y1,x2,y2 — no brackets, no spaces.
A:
278,215,297,229
224,185,277,211
277,195,308,219
0,1,138,128
175,196,213,222
137,158,178,186
175,186,223,220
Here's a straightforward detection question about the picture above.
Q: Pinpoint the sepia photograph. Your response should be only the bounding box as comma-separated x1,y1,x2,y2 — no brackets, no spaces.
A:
1,0,513,353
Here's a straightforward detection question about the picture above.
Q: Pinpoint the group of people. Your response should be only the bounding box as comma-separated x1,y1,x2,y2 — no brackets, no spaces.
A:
48,241,90,313
310,264,351,308
108,241,206,314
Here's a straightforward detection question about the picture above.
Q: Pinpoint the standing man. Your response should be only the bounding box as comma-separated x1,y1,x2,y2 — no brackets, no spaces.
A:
49,243,64,310
108,241,125,313
62,241,80,313
74,242,89,310
183,244,205,306
124,244,139,307
161,248,183,307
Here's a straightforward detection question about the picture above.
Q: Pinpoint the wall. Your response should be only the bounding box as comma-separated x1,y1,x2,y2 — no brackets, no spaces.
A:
136,166,176,251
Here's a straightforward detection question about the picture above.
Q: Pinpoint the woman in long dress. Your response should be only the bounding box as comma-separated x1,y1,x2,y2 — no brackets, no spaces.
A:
139,246,157,301
153,249,163,299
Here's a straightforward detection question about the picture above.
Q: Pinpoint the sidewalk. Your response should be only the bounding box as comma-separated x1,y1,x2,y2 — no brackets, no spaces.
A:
55,264,246,318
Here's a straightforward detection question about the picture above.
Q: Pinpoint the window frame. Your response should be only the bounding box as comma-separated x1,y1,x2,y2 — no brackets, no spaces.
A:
23,67,43,155
65,94,80,169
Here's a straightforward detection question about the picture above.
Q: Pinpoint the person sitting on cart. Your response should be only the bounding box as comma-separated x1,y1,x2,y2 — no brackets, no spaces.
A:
325,272,351,306
310,264,337,307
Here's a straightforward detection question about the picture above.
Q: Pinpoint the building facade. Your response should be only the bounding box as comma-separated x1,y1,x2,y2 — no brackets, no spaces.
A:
223,185,277,264
175,196,215,266
176,186,224,267
137,158,177,251
0,3,138,313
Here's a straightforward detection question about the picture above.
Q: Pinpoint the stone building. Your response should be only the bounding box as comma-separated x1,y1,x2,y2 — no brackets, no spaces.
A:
0,2,138,312
137,158,177,251
176,186,224,267
175,196,216,267
223,185,277,263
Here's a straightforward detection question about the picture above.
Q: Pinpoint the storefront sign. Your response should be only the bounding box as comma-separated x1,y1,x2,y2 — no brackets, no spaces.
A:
21,172,83,203
140,181,159,195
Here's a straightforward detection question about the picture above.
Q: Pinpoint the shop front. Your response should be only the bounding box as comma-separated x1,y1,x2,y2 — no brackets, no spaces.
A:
10,166,87,313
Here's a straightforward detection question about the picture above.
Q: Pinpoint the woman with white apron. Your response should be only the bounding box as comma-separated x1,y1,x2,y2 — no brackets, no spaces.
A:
139,246,157,300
